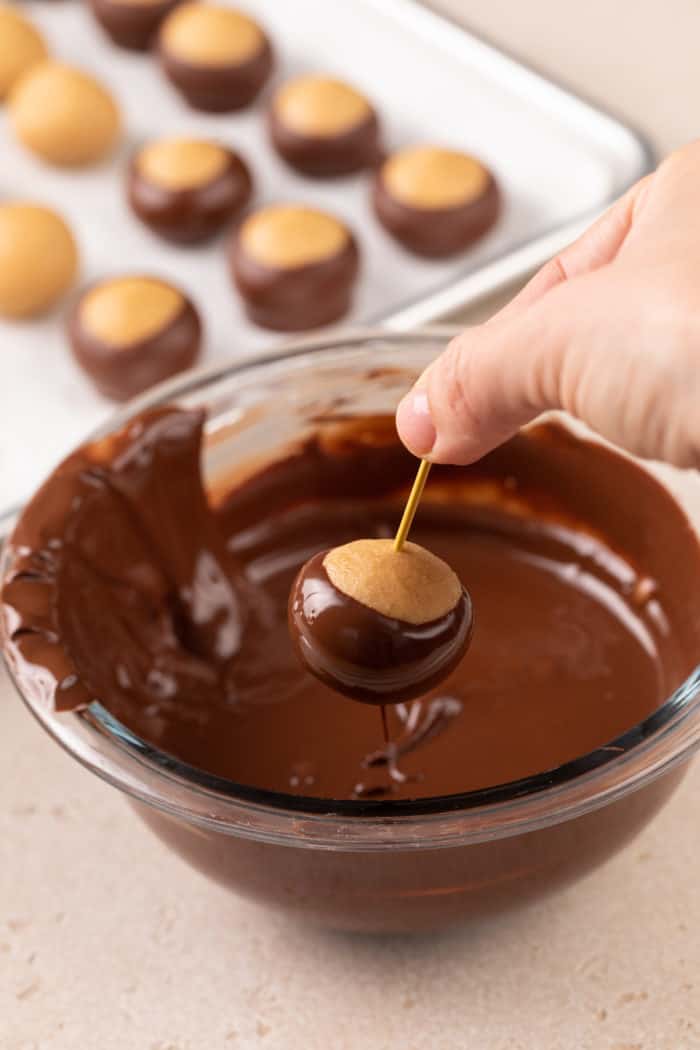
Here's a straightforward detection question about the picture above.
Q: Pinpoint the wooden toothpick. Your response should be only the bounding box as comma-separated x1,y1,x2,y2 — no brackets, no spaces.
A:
393,459,431,552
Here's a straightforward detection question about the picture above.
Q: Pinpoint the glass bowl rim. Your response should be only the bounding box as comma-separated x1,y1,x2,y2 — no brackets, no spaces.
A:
4,326,700,851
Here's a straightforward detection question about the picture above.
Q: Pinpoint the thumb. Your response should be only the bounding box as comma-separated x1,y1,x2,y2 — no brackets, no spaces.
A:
396,287,576,464
397,269,700,468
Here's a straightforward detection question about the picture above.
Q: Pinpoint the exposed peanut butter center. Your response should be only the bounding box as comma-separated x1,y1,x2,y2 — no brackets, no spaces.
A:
274,76,371,137
239,205,348,269
161,3,264,66
80,277,184,348
324,539,462,625
382,147,489,210
0,7,48,100
137,138,229,190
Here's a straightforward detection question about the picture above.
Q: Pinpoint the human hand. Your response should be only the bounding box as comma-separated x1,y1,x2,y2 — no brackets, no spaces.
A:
397,140,700,468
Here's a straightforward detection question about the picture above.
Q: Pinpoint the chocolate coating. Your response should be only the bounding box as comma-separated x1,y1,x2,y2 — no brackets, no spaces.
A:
88,0,183,51
68,277,202,400
230,211,359,331
373,152,500,258
157,6,273,112
159,39,273,112
269,107,381,178
268,79,381,177
128,142,253,245
288,550,472,704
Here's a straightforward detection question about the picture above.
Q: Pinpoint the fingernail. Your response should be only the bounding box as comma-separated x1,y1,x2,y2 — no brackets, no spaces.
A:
396,389,436,456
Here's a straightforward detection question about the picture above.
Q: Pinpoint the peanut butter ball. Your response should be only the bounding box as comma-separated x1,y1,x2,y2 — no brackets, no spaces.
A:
158,2,273,112
0,203,78,319
288,538,473,705
68,275,202,400
230,204,359,330
373,145,500,257
268,75,381,177
128,137,253,244
9,62,121,167
0,6,48,100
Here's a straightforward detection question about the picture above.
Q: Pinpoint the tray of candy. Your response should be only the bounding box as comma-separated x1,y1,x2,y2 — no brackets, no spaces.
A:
0,0,650,510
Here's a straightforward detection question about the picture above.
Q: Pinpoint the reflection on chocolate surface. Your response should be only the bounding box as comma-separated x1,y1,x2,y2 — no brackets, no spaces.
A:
3,407,700,805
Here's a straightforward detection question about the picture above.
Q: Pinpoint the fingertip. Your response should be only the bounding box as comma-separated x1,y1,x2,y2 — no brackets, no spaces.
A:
396,389,436,457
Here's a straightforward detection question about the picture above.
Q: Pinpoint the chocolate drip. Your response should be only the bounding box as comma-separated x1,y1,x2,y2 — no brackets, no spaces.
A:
354,697,463,798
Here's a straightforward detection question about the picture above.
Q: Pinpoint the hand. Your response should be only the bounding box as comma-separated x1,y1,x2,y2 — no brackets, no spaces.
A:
396,140,700,468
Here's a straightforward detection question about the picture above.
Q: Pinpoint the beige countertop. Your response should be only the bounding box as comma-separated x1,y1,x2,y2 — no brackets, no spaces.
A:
431,0,700,158
3,4,700,1049
2,667,700,1050
432,0,700,324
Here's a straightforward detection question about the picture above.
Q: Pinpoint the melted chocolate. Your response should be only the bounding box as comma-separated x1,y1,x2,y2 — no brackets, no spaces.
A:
288,551,473,704
2,408,699,802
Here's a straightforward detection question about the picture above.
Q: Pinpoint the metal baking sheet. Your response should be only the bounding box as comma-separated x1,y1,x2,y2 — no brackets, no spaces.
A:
0,0,650,509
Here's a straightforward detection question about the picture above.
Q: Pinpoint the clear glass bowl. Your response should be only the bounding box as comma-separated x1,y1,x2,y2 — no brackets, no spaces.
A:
4,328,700,934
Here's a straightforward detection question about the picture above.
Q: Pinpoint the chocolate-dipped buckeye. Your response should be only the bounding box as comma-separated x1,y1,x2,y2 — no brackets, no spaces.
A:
87,0,182,51
128,137,253,245
289,539,473,705
157,2,273,112
373,146,500,257
268,75,381,177
230,204,359,331
68,276,201,400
